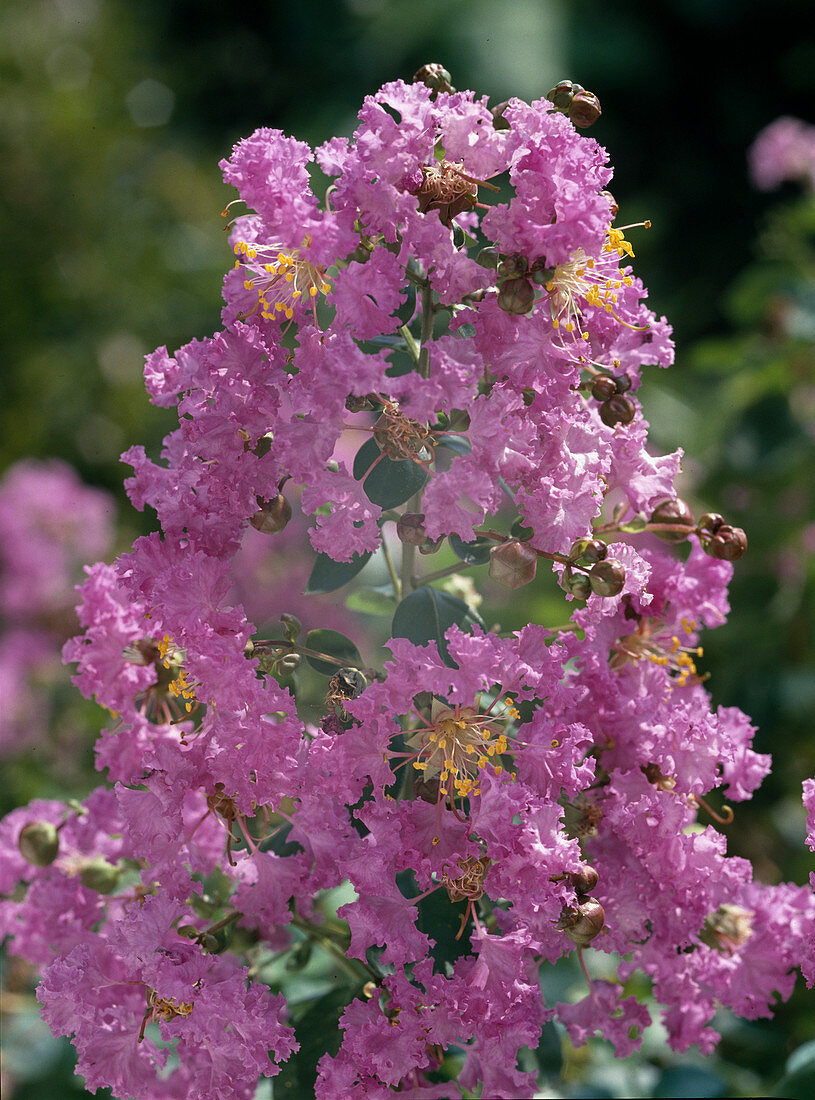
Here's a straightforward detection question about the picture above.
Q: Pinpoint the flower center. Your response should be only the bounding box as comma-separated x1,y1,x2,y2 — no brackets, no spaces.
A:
611,615,704,688
545,224,648,337
233,234,331,322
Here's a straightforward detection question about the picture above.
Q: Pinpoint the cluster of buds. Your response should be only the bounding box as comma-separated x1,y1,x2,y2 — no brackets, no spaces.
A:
556,865,606,947
589,371,636,427
546,80,602,129
563,538,626,599
649,500,748,560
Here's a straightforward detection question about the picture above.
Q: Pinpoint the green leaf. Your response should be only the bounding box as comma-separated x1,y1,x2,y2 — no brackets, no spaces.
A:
773,1040,815,1099
448,533,492,565
304,629,361,676
653,1066,726,1098
345,586,395,616
353,436,427,508
434,433,471,456
530,1020,563,1082
305,551,371,595
391,585,485,665
510,518,534,540
272,986,359,1099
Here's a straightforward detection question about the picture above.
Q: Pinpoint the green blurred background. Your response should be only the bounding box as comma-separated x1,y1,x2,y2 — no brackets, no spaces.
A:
1,0,814,1096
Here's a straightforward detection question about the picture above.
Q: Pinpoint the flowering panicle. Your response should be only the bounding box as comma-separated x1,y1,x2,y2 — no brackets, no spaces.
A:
2,74,811,1100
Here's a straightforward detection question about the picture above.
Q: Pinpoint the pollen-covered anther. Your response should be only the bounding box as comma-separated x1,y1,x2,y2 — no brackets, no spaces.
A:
700,904,754,953
139,988,195,1042
412,159,498,226
372,402,432,461
405,697,515,808
156,635,198,712
441,855,491,903
611,615,705,687
233,236,331,322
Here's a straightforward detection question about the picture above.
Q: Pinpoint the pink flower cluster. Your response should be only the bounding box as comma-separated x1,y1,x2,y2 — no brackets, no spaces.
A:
3,77,813,1099
749,116,815,192
0,460,115,755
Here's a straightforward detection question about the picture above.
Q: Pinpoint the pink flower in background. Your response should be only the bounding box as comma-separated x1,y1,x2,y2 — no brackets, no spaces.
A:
749,116,815,191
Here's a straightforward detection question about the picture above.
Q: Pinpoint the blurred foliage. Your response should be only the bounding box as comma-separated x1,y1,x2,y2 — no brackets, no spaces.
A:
1,0,814,1097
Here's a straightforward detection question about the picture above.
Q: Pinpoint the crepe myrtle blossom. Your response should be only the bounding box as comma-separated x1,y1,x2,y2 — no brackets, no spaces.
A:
1,68,811,1100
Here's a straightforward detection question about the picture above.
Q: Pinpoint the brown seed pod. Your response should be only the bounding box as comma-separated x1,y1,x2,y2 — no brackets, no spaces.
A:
396,513,427,546
589,558,626,597
591,375,618,402
650,498,695,542
497,276,535,315
599,394,636,427
557,896,606,946
489,540,538,589
704,524,748,561
250,495,292,534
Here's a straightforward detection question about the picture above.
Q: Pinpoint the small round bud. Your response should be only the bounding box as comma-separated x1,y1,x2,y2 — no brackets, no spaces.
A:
530,258,556,286
78,857,121,895
475,246,500,269
489,540,538,589
589,558,626,597
250,495,292,534
569,90,602,128
491,100,511,130
279,613,303,640
497,276,535,316
546,80,575,111
697,512,724,535
418,534,445,555
412,63,454,95
277,652,301,675
565,573,592,600
613,373,632,393
396,512,427,546
590,375,617,402
496,252,528,279
704,524,748,561
570,537,607,564
601,190,619,218
599,394,636,427
558,896,605,946
570,865,599,896
650,498,695,542
18,821,59,866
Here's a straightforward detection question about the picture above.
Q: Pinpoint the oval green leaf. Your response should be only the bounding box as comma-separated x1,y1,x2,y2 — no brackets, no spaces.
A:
304,629,362,676
305,550,371,594
353,436,427,508
390,585,485,665
448,533,493,566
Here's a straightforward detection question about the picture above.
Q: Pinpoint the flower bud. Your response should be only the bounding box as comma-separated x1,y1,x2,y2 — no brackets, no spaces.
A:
277,652,301,675
650,498,695,541
496,253,528,279
489,540,538,589
497,276,535,316
601,190,619,218
78,856,121,895
18,821,59,866
570,537,607,564
396,512,427,545
589,558,626,597
599,394,635,427
590,375,617,402
557,896,605,946
697,512,724,535
565,573,592,600
569,90,602,128
250,495,292,534
613,373,632,393
530,258,556,286
546,79,576,111
418,534,445,555
413,63,454,95
703,524,748,561
570,866,599,896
